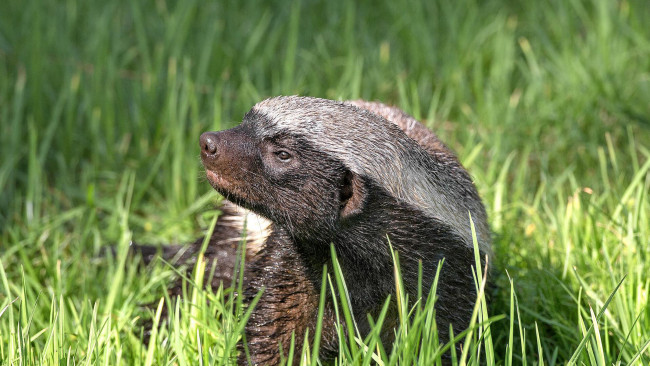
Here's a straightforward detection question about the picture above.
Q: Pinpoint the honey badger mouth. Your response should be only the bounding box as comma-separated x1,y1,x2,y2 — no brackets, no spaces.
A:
204,170,248,203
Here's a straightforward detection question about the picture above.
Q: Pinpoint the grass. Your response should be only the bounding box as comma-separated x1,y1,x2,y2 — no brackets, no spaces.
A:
1,0,649,364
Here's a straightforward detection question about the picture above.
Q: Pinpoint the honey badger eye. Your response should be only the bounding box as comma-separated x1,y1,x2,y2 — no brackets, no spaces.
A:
275,151,291,161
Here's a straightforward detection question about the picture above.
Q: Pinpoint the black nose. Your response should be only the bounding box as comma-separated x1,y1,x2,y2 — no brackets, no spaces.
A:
200,132,219,157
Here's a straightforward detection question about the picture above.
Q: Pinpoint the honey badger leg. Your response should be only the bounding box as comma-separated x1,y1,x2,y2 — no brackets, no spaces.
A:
240,229,340,365
129,200,271,295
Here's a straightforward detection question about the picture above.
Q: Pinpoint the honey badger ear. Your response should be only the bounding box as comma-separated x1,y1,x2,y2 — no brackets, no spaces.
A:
340,169,367,219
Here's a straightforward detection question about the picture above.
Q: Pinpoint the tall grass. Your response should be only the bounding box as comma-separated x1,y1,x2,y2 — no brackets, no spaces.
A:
1,0,649,364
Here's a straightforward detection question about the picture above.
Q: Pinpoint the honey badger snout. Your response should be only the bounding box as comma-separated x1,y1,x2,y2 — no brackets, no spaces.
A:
199,128,255,170
199,128,259,202
199,131,219,157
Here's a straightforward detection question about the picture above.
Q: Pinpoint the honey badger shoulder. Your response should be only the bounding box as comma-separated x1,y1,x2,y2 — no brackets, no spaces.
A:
198,96,491,364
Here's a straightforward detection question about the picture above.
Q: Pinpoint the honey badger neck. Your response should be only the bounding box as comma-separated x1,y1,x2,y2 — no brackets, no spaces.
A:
289,177,472,327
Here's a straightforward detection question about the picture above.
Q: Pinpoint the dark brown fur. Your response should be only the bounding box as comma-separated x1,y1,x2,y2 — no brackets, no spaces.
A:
137,96,490,364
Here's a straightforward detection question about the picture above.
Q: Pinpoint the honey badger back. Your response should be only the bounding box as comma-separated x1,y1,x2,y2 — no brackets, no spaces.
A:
196,96,490,364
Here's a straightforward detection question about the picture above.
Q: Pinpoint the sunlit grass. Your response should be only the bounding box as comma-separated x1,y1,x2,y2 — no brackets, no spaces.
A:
1,0,649,364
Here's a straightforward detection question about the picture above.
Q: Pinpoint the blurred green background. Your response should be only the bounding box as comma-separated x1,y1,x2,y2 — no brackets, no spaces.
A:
1,0,649,364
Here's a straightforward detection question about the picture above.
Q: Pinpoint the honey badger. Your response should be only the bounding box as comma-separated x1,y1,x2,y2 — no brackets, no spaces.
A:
140,96,491,363
197,96,491,362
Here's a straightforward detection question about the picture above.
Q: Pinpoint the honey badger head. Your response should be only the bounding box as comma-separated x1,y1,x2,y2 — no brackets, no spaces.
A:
200,96,490,252
199,104,363,242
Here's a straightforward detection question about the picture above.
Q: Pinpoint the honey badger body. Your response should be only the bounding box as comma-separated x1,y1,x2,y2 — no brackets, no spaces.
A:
199,96,490,364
